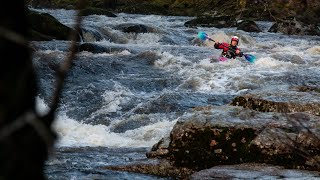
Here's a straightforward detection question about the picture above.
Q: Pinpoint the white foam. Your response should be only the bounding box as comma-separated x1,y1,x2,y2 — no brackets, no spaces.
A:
306,46,320,55
154,51,179,68
254,57,295,69
52,113,176,148
35,96,50,116
118,50,131,55
127,33,161,45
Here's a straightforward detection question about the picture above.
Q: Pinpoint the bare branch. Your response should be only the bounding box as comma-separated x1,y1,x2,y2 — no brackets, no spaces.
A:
47,1,85,122
0,111,55,150
0,26,29,46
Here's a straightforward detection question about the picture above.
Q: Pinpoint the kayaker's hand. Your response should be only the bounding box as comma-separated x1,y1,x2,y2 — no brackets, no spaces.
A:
215,41,219,45
236,49,240,54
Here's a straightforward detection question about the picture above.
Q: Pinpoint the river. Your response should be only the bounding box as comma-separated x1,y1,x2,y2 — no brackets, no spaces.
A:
31,8,320,179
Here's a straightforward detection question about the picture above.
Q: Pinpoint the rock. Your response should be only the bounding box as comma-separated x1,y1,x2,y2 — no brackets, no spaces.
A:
115,23,154,33
146,136,171,158
35,0,320,31
148,106,320,171
184,15,237,28
268,19,320,36
81,27,105,42
79,7,117,17
104,160,194,179
101,0,117,9
230,92,320,116
237,20,262,33
77,43,127,53
114,2,169,15
27,10,76,41
189,163,320,179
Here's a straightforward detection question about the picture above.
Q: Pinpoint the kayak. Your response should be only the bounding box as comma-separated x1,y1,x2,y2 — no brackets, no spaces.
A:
210,56,229,63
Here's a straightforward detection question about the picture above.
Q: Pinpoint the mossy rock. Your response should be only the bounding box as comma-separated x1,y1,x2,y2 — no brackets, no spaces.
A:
115,2,169,15
79,7,117,17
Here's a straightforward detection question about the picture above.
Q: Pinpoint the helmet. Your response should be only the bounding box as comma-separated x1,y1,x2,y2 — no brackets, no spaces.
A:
231,36,239,44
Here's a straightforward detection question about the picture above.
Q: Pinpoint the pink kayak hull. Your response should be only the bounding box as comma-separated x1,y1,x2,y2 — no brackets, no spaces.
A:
210,56,229,63
218,56,228,62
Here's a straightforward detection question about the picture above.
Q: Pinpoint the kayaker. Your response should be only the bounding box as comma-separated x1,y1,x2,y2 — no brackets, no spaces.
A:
214,36,243,59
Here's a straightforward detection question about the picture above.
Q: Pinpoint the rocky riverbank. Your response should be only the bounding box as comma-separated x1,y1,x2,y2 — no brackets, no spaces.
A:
26,0,320,40
24,1,320,179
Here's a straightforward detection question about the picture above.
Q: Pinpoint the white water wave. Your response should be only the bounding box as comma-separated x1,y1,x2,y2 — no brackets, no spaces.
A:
52,112,176,148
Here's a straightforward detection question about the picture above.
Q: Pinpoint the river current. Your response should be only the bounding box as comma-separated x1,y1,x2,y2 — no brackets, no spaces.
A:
31,8,320,179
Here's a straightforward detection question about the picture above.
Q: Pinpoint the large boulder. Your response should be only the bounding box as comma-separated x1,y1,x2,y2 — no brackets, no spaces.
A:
115,23,155,33
27,10,75,41
268,19,320,36
184,15,237,28
237,20,262,33
147,106,320,171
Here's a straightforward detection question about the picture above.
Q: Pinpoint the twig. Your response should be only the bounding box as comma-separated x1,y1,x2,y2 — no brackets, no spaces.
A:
0,111,55,150
47,1,85,123
0,26,29,46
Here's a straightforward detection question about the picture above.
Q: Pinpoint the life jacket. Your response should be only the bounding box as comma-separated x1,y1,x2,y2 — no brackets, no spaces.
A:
214,42,240,59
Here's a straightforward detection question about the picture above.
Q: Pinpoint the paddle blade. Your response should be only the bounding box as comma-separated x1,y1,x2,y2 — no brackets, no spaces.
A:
197,31,208,41
244,54,256,63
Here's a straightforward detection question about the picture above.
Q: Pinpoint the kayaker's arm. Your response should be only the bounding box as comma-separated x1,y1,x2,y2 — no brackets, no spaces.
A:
214,42,220,49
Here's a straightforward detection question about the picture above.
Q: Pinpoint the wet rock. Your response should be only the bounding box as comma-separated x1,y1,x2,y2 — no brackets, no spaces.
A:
237,20,262,33
230,91,320,116
104,160,194,179
27,10,75,41
80,28,105,42
184,15,237,28
78,43,127,53
146,136,171,158
268,20,320,36
295,85,320,93
190,163,320,179
133,92,234,114
115,23,154,34
148,106,320,171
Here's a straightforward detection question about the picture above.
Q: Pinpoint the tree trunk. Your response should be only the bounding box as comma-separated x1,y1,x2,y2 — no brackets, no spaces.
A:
0,1,54,179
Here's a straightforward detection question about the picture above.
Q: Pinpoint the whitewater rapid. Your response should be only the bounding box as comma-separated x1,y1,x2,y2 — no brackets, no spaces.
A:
33,8,320,149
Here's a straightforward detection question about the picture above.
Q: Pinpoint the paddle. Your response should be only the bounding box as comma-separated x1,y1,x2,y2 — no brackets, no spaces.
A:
197,31,256,63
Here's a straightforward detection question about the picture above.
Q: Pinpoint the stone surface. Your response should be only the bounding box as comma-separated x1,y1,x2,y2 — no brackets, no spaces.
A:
148,106,320,171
